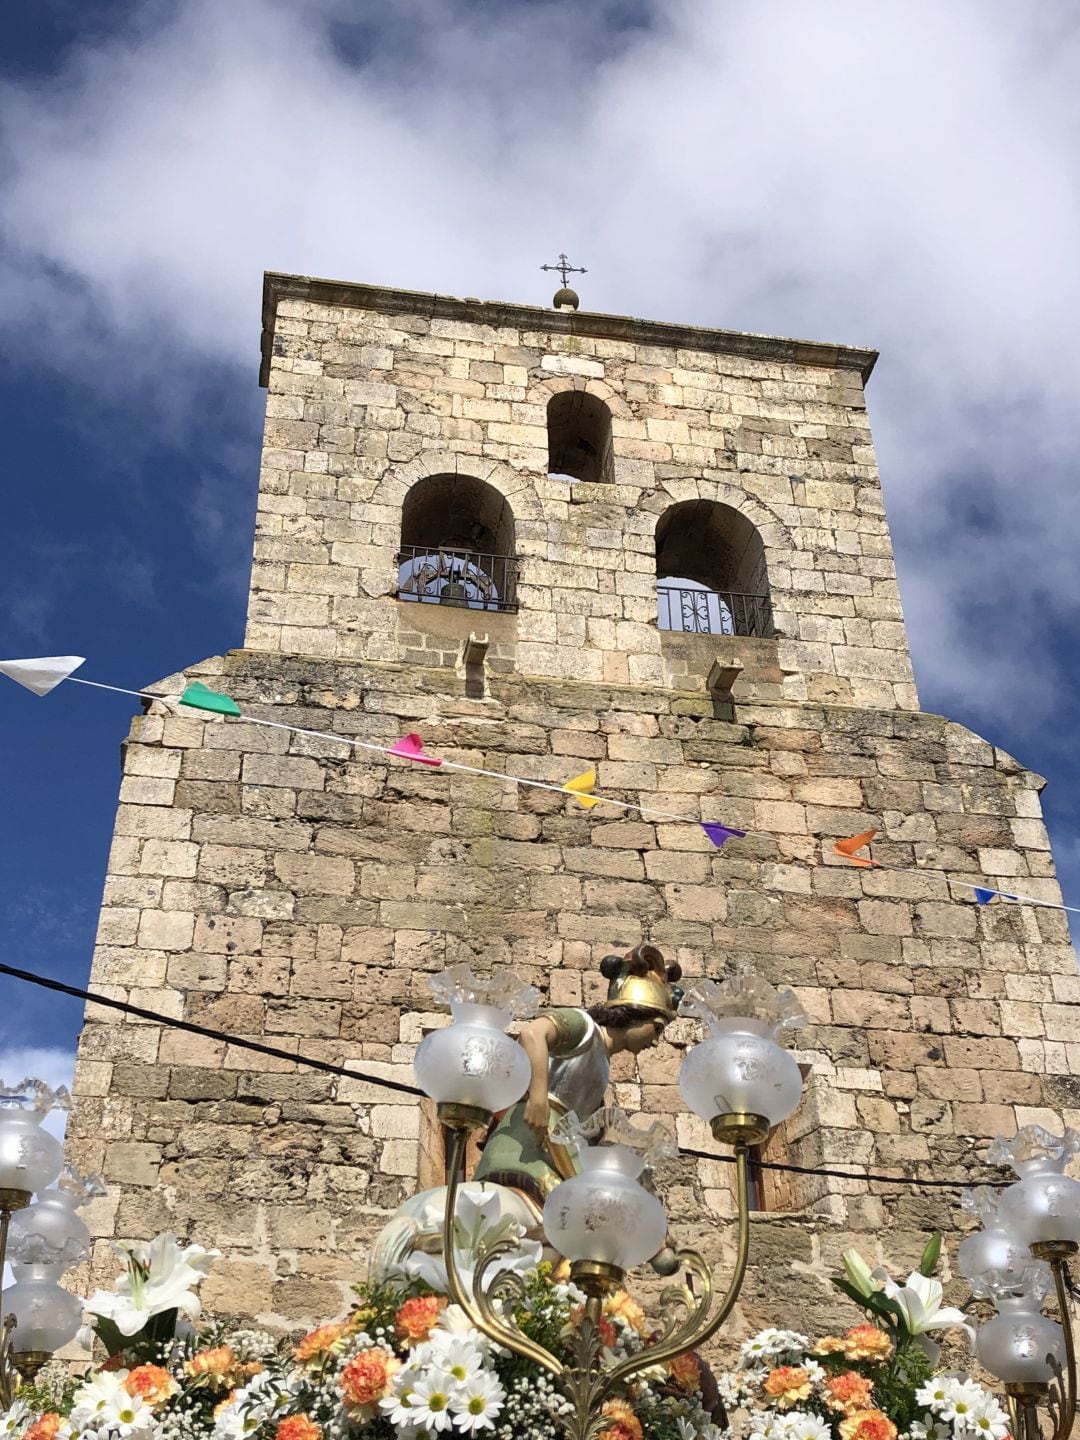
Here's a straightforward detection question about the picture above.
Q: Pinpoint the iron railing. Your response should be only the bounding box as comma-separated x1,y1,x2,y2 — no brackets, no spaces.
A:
657,585,772,637
396,545,519,613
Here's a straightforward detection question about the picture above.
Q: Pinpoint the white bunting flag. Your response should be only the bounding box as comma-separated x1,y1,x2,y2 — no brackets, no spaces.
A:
0,655,86,696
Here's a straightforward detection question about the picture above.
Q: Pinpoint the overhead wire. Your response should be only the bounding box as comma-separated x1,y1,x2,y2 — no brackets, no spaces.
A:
0,960,1004,1191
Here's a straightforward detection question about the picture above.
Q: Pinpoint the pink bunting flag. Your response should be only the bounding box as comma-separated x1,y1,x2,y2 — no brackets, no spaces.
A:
388,732,443,767
702,822,747,849
833,829,878,868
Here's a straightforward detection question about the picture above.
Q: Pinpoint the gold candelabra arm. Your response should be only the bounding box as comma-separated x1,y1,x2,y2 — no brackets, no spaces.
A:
0,1201,26,1411
1006,1391,1021,1440
440,1126,565,1379
593,1143,753,1398
1048,1247,1078,1440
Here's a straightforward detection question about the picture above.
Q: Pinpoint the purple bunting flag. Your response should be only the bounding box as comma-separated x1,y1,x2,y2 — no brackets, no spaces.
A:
701,822,747,849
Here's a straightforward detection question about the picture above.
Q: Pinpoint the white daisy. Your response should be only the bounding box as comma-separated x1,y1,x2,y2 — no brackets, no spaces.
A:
451,1370,506,1433
964,1398,1011,1440
406,1371,457,1433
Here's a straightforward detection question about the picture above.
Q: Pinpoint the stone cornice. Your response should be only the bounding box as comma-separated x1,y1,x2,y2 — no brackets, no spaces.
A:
260,271,879,387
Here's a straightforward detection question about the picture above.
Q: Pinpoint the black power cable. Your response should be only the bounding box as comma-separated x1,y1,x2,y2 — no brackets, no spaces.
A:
0,961,1007,1190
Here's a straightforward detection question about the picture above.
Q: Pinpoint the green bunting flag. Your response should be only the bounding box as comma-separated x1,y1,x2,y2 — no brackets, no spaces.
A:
179,682,242,717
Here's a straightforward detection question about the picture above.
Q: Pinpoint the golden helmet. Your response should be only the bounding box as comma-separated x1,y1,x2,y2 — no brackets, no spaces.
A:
600,945,683,1020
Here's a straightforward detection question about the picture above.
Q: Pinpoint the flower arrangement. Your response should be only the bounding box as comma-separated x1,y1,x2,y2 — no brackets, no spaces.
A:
714,1236,1008,1440
0,1229,1005,1440
0,1239,722,1439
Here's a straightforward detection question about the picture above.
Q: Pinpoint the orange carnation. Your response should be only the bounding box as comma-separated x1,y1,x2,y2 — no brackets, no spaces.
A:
600,1398,644,1440
764,1366,814,1409
605,1289,648,1335
125,1363,178,1406
844,1324,894,1362
295,1321,348,1364
339,1346,400,1416
276,1419,323,1440
394,1293,446,1346
840,1409,899,1440
826,1372,875,1416
569,1304,618,1350
813,1336,848,1355
25,1418,63,1440
668,1350,703,1392
186,1345,238,1384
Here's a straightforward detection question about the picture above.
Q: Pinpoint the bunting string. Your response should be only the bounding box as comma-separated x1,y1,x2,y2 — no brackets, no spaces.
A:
2,655,1076,916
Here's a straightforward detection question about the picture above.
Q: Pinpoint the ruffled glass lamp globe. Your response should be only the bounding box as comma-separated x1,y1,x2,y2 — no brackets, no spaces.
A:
542,1111,672,1277
958,1185,1043,1295
0,1079,69,1203
678,970,806,1141
8,1168,103,1279
5,1267,83,1360
990,1127,1080,1248
975,1268,1064,1384
414,966,537,1120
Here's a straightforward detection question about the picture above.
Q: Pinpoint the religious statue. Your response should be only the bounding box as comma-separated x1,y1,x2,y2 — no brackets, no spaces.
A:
472,945,682,1204
369,946,682,1284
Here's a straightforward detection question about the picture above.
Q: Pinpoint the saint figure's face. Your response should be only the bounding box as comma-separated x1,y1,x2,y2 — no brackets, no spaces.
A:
619,1014,667,1054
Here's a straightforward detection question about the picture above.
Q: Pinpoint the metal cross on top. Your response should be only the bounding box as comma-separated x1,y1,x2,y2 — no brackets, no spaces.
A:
541,253,587,287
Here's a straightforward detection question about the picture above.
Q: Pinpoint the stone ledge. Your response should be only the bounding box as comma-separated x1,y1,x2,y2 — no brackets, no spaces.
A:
260,272,879,387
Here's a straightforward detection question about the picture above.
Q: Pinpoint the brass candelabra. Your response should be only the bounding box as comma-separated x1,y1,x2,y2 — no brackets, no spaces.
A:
437,1104,765,1440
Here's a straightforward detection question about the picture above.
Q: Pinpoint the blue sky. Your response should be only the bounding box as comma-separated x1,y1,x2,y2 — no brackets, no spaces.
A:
2,0,1079,1094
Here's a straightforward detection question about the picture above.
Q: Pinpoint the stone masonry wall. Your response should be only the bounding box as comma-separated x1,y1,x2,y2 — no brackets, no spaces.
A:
66,649,1079,1338
246,278,918,710
65,278,1078,1352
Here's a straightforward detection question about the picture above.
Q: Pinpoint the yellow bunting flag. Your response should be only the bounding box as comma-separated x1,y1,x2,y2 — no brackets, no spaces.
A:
833,829,878,867
562,769,600,808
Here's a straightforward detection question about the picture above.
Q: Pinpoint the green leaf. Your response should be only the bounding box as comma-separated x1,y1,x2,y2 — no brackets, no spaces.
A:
833,1277,882,1311
91,1315,129,1361
919,1232,943,1277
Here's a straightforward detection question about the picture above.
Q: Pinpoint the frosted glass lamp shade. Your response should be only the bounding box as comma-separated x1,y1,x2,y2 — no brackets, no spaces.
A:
0,1114,64,1197
958,1226,1033,1290
6,1273,83,1354
543,1145,667,1271
998,1173,1080,1247
9,1190,92,1275
679,1020,803,1127
414,1003,530,1113
977,1297,1064,1384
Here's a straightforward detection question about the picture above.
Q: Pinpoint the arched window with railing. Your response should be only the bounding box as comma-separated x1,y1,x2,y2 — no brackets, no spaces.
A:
397,474,518,612
655,500,772,637
546,391,614,484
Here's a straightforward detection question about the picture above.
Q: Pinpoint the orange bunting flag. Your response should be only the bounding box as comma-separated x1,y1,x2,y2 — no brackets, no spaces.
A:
562,768,600,808
833,829,878,867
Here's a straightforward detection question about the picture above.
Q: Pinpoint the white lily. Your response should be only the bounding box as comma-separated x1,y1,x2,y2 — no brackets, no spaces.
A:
841,1248,882,1299
403,1189,542,1300
879,1270,972,1338
86,1231,220,1337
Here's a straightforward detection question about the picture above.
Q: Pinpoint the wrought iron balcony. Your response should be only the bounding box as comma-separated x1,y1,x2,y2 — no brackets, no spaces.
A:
396,546,519,613
657,585,772,637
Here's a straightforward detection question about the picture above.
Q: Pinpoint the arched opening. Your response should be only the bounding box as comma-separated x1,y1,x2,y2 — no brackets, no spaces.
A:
655,500,772,637
397,474,518,612
546,392,614,484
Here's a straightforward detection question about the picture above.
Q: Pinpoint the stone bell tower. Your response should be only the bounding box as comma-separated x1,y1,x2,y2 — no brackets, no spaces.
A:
66,271,1078,1335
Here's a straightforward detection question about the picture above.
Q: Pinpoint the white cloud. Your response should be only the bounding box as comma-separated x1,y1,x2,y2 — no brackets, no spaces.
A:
2,0,1079,737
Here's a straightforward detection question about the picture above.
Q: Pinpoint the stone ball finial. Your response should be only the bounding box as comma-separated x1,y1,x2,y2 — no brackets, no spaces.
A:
553,285,580,311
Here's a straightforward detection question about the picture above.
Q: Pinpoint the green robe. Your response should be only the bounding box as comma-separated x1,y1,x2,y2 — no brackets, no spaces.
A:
472,1007,607,1203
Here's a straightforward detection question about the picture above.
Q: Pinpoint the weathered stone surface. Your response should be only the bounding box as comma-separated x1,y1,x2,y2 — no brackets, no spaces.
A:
66,278,1078,1342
